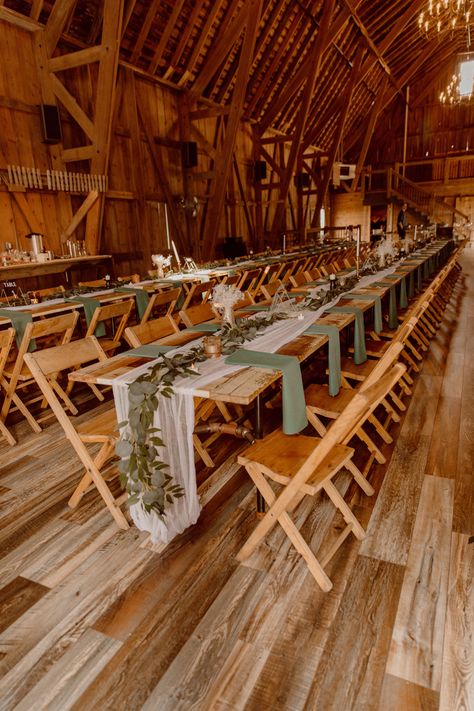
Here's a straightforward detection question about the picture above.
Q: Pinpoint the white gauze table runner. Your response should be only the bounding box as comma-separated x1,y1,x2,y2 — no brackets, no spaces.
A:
112,263,400,543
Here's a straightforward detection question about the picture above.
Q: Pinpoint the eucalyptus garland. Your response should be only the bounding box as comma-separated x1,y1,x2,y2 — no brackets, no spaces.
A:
115,310,291,519
302,275,359,311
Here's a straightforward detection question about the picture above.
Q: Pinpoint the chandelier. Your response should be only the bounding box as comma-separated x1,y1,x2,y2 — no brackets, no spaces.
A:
418,0,473,39
439,53,474,103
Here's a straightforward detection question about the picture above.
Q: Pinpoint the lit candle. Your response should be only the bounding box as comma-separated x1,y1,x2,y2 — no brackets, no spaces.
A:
171,240,180,270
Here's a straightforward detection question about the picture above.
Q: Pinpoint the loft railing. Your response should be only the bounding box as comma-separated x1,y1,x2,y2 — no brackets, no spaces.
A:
361,167,468,224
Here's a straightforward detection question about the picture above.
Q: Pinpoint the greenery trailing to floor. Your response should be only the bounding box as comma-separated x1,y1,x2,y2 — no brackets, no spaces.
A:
115,310,291,519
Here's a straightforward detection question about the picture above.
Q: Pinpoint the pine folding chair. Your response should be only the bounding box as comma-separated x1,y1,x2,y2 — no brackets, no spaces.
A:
139,287,181,325
0,328,17,445
178,301,216,328
237,364,407,591
236,268,262,295
306,337,409,473
78,279,107,288
1,311,80,434
24,336,129,530
85,299,134,355
179,280,216,313
124,314,180,348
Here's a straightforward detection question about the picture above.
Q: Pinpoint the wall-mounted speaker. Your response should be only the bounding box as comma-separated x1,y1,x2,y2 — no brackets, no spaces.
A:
253,160,267,181
295,172,310,189
40,104,62,144
181,141,198,168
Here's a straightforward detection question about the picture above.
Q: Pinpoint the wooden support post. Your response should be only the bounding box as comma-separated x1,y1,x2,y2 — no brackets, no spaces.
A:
269,0,336,243
201,0,263,256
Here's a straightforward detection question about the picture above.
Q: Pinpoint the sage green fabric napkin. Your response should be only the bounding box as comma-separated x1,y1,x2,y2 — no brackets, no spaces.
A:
184,322,221,332
123,344,174,358
383,274,408,308
344,293,383,333
303,324,341,396
373,282,398,329
325,305,367,364
0,309,35,350
115,287,150,320
66,296,105,337
239,304,270,312
225,348,307,434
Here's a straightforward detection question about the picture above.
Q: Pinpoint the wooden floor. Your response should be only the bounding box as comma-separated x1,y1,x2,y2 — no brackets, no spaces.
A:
0,249,473,711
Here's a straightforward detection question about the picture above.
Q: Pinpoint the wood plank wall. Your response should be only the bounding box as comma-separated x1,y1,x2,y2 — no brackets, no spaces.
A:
0,20,311,276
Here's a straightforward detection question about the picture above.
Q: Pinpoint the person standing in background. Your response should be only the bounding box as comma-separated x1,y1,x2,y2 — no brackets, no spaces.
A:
397,202,408,239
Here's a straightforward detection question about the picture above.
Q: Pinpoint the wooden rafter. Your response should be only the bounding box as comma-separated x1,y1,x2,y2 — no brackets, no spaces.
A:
85,0,125,254
268,0,336,241
259,5,349,134
313,45,365,225
44,0,77,55
350,75,388,191
203,0,263,256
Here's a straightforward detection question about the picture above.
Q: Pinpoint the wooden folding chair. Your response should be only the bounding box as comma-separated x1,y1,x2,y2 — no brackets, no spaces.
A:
24,337,128,530
124,314,180,348
1,311,80,434
33,285,66,299
139,287,181,325
178,301,216,328
0,328,16,445
117,273,140,283
179,280,216,313
305,337,409,472
236,364,406,591
78,279,107,288
85,299,134,355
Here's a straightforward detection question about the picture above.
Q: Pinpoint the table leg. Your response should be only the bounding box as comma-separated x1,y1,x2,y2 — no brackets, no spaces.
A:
254,394,266,514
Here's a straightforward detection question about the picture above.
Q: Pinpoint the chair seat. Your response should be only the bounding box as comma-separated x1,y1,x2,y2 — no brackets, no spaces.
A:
305,383,356,417
238,429,354,494
96,337,120,352
77,407,117,442
339,356,378,381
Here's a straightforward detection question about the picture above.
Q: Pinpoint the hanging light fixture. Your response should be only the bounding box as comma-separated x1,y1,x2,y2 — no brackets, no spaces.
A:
418,0,473,41
439,52,474,103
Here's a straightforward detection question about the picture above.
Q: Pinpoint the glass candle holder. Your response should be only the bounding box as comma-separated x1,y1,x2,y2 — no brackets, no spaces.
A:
203,335,222,358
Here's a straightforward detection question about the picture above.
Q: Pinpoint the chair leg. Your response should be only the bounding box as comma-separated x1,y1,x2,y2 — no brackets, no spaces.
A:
237,464,333,591
68,440,116,508
323,479,365,540
354,427,386,464
0,418,16,446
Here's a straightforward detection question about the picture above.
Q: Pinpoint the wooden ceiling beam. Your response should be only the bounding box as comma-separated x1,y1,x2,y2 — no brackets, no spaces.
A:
48,45,106,72
191,0,246,99
268,0,336,241
259,6,350,134
130,0,160,64
85,0,124,254
350,75,388,191
30,0,44,22
313,45,364,225
0,5,42,31
204,0,263,256
184,0,227,84
44,0,77,55
149,0,187,75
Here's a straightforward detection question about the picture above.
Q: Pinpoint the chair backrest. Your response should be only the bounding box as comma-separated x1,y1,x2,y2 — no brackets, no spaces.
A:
237,268,261,293
260,280,283,301
117,273,140,284
24,335,107,377
124,315,179,347
78,279,107,288
180,280,215,311
292,363,406,495
18,311,80,363
34,285,66,299
179,301,216,327
0,328,15,375
140,287,181,324
221,274,241,287
85,299,133,344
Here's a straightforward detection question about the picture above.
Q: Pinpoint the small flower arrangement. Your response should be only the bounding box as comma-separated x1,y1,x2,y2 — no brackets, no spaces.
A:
211,284,243,327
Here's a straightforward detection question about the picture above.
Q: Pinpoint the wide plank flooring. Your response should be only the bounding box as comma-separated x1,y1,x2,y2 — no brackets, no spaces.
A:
0,247,472,711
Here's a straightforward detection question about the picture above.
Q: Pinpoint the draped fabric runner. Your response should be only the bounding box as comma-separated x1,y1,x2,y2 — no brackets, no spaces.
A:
303,324,341,396
0,310,34,349
225,349,308,434
115,287,150,319
343,293,383,333
324,305,367,364
66,296,105,336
